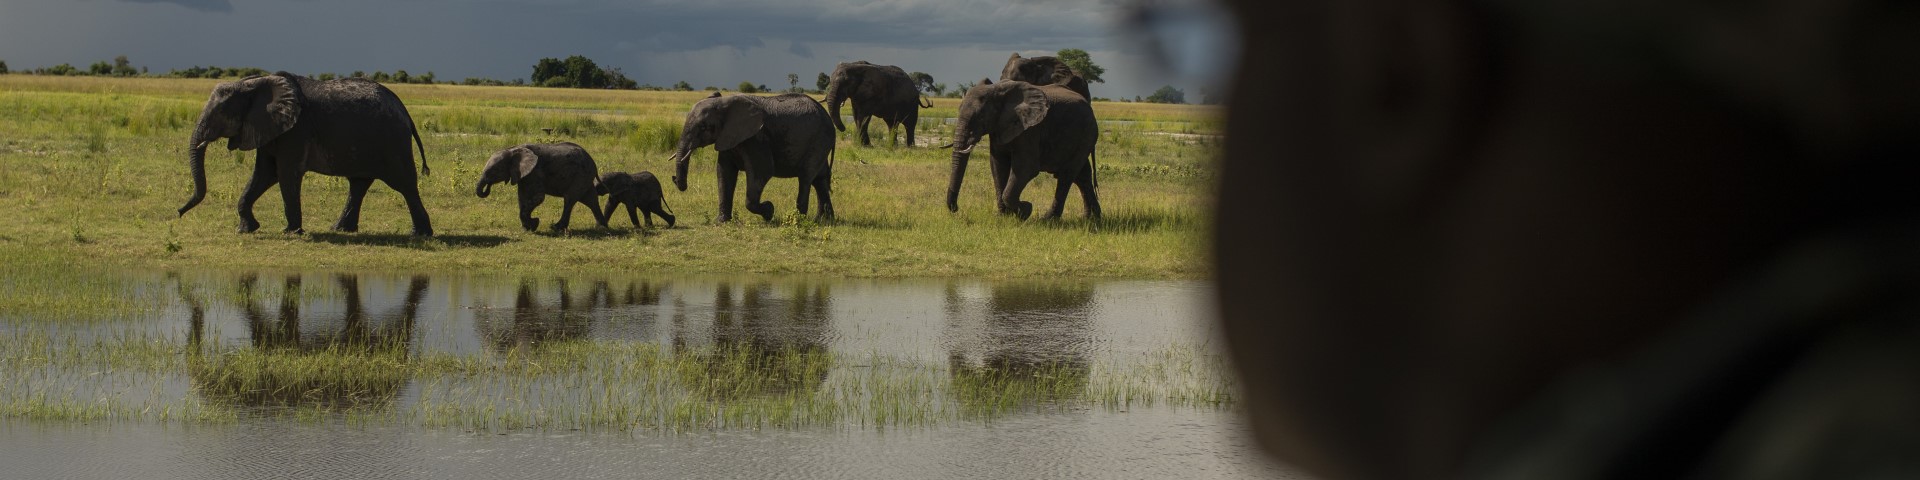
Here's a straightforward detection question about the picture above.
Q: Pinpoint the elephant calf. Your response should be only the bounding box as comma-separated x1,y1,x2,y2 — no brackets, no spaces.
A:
475,142,607,232
597,171,676,228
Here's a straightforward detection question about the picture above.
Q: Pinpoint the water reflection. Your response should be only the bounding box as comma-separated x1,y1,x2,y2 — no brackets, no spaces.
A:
946,282,1097,404
179,273,429,409
675,282,832,399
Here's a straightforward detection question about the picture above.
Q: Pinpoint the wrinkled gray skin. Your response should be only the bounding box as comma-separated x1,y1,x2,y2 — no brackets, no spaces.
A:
474,142,606,232
1001,53,1093,101
670,93,837,222
948,81,1100,220
822,61,931,147
177,72,433,236
597,171,675,228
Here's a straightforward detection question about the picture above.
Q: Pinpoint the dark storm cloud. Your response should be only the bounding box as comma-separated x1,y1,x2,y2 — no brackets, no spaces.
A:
0,0,1192,98
116,0,232,13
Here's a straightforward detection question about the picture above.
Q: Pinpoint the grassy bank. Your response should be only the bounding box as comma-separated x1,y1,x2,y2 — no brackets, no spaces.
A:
0,75,1218,279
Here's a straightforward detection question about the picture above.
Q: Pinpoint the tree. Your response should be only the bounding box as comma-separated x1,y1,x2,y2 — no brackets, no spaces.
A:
0,60,9,74
89,61,113,76
351,70,366,78
562,55,608,88
929,82,948,97
787,73,799,92
371,71,391,82
531,57,567,85
738,81,759,93
815,72,830,91
604,67,637,89
1146,85,1185,104
673,80,693,91
111,55,137,77
393,69,411,83
909,71,935,93
316,72,337,81
1056,48,1106,83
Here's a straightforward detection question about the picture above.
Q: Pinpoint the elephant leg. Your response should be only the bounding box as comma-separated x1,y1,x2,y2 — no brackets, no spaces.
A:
581,194,608,229
383,177,435,236
813,169,834,221
553,197,577,232
716,161,739,222
1075,166,1102,219
1000,169,1037,221
989,151,1012,211
518,189,545,232
905,114,917,148
649,199,676,228
1045,173,1073,220
856,115,872,146
277,167,305,234
638,204,652,228
743,174,774,222
794,177,812,216
235,153,279,233
333,177,375,232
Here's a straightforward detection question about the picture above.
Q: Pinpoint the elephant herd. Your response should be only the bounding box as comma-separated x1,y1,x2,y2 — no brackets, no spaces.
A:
175,53,1105,236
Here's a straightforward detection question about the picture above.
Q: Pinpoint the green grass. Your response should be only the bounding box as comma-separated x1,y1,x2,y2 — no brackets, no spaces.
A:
0,75,1219,280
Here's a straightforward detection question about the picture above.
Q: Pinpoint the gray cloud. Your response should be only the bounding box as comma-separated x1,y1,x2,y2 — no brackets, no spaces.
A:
116,0,232,13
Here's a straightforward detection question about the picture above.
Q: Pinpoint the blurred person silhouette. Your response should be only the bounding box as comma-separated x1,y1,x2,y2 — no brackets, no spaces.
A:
1150,0,1920,478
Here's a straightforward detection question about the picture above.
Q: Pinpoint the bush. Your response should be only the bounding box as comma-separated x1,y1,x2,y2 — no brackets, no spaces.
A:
1145,85,1185,104
738,81,759,93
0,60,9,74
540,76,573,88
674,81,692,91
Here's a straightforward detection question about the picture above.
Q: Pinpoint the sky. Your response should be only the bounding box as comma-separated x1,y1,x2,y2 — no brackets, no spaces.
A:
0,0,1234,100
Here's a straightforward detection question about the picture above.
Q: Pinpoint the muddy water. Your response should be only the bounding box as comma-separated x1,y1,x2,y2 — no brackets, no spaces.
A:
2,273,1301,479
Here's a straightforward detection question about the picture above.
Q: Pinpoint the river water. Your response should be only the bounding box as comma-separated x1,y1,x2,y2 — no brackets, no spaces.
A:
1,273,1301,479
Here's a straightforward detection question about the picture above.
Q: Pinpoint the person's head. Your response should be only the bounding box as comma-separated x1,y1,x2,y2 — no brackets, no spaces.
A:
1208,2,1917,478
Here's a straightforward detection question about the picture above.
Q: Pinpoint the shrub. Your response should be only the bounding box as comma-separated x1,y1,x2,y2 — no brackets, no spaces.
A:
737,81,758,93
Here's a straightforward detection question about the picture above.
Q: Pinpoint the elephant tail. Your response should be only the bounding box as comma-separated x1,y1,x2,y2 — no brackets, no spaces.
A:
918,95,933,109
660,195,676,217
411,119,429,175
1090,145,1099,189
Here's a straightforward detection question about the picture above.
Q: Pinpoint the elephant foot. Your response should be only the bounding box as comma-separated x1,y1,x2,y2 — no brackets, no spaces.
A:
332,222,359,233
283,227,305,235
717,213,733,223
412,227,434,237
1014,202,1033,221
660,215,677,228
550,221,571,233
747,202,774,222
522,217,540,232
237,218,261,233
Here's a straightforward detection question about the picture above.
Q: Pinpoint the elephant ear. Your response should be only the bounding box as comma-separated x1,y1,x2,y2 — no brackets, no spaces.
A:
512,146,540,180
229,74,301,151
715,97,766,151
999,52,1024,82
993,84,1051,146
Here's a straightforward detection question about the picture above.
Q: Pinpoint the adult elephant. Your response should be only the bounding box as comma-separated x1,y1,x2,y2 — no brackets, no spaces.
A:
1000,53,1093,101
946,80,1100,220
670,92,837,222
177,72,433,236
822,61,932,147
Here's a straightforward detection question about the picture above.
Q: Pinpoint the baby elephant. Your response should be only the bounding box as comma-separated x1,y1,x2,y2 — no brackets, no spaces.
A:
474,142,607,232
597,171,676,228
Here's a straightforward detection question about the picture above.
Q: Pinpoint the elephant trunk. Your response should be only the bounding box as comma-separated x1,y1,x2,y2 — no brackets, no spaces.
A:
178,127,210,217
823,80,848,132
475,180,492,198
673,152,691,192
946,128,973,213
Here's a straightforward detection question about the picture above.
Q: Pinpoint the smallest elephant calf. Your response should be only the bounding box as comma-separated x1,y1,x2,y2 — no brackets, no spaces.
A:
598,171,676,228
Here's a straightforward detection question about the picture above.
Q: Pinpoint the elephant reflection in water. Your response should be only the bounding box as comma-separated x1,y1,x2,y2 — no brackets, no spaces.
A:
945,282,1096,406
180,273,430,408
672,282,833,399
475,279,665,352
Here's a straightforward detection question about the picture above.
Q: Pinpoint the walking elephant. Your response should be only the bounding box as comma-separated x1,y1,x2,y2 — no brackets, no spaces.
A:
176,72,434,236
822,61,932,147
670,93,837,222
947,80,1101,220
474,142,606,232
598,171,675,228
1001,53,1093,101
